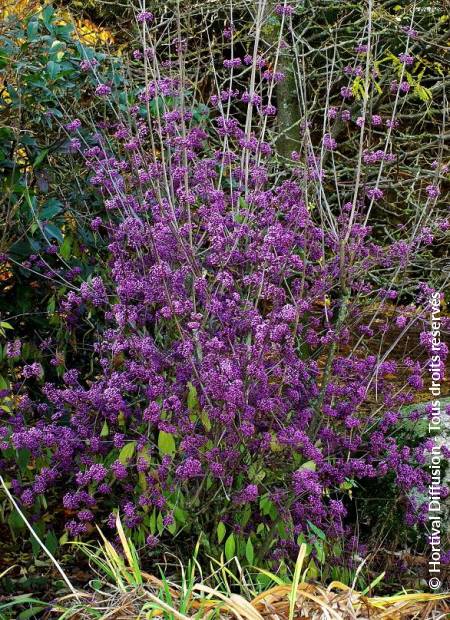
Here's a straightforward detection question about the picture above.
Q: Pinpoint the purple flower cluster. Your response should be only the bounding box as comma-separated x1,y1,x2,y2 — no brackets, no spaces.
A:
426,185,440,199
6,339,21,358
366,187,384,200
363,150,396,164
22,363,42,379
65,119,82,133
274,4,294,16
136,10,154,23
323,134,337,151
80,58,99,72
95,84,112,97
398,53,414,66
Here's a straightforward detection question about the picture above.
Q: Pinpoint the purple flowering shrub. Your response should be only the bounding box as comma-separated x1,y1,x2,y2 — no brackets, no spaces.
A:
1,3,448,566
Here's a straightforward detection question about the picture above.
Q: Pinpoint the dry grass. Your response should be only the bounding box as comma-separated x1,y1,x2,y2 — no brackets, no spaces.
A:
1,483,449,620
45,518,449,620
51,579,450,620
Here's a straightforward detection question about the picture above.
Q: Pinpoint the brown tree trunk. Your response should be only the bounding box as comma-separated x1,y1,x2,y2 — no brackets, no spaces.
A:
275,47,300,159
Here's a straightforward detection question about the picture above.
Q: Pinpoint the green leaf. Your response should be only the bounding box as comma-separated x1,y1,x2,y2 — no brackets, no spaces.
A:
39,199,62,219
351,76,363,100
31,522,45,556
45,530,58,555
100,421,109,437
253,566,284,586
44,223,63,243
27,19,39,41
0,321,13,330
41,4,55,30
47,295,56,313
118,441,136,464
0,52,8,70
149,509,156,534
248,462,266,483
17,449,30,474
91,579,103,591
157,512,164,534
158,431,176,457
270,433,283,452
306,558,319,580
361,571,385,596
299,460,316,471
224,533,235,561
414,84,432,102
240,504,251,528
166,520,177,535
60,235,72,260
33,148,50,169
174,506,187,524
0,127,14,140
46,61,61,80
187,382,198,410
313,541,325,564
245,537,254,565
339,479,355,491
199,410,211,432
56,23,75,40
217,521,226,544
307,520,326,541
259,496,277,519
8,509,26,531
18,607,47,620
374,81,382,95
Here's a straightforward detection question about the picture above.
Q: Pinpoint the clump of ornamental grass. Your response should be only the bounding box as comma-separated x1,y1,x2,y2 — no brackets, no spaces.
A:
1,505,448,620
51,522,450,620
0,0,449,569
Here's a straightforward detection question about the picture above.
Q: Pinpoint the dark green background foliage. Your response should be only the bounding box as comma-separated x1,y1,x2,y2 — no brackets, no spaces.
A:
0,5,120,351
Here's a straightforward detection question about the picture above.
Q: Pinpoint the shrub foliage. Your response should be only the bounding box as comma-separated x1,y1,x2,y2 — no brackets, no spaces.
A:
0,1,448,574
